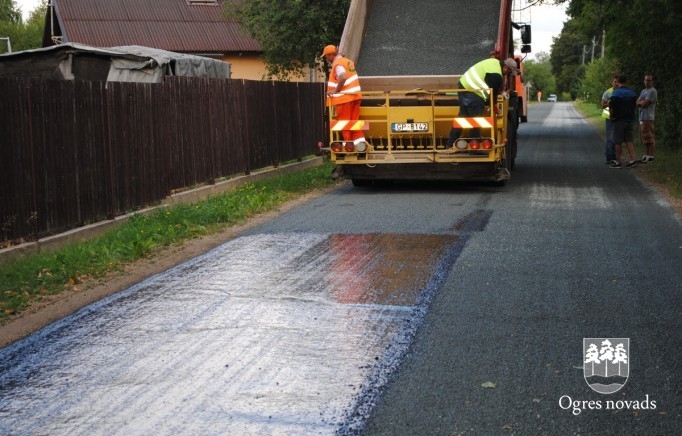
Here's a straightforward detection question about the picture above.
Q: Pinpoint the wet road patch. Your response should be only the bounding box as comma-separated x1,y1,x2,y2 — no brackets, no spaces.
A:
0,231,469,434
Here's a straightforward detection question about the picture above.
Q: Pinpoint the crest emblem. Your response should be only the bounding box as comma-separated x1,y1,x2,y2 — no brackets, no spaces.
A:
583,338,629,394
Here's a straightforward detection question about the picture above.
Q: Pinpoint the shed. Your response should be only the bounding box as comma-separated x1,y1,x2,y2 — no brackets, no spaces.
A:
0,42,231,82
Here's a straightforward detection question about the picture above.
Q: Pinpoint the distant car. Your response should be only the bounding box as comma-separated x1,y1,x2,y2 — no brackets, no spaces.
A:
547,94,558,102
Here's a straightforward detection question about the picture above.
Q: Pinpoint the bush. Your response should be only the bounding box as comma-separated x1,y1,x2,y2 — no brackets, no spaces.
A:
578,58,619,108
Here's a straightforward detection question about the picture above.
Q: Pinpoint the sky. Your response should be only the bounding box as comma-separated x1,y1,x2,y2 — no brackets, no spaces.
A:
16,0,568,59
16,0,43,20
515,0,569,59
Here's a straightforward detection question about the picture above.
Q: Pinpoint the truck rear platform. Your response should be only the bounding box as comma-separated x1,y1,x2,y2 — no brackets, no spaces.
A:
327,0,525,185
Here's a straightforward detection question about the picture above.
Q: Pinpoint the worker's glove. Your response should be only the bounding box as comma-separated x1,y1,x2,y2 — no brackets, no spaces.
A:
501,91,510,100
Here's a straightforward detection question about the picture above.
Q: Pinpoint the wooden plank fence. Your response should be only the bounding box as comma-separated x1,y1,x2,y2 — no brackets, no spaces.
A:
0,77,326,245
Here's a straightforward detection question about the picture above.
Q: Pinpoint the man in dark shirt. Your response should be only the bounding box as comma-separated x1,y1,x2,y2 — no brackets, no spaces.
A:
608,75,638,168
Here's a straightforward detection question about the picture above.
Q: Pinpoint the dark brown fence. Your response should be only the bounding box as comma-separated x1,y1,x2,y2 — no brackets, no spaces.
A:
0,77,326,244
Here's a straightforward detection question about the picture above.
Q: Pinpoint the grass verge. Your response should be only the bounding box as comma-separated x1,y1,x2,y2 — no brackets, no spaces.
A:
574,100,682,199
0,161,339,324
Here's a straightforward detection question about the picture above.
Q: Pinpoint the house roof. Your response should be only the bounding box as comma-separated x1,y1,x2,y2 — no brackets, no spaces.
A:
44,0,261,54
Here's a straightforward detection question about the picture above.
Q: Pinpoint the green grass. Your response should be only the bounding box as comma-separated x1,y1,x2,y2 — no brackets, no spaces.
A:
574,99,603,128
574,100,682,199
0,161,339,323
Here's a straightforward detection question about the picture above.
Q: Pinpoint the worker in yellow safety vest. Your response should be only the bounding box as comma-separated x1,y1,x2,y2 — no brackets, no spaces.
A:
446,57,518,147
322,45,365,147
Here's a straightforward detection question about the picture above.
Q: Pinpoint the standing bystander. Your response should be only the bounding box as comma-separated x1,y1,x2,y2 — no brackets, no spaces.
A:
637,74,657,163
609,75,639,168
602,76,619,164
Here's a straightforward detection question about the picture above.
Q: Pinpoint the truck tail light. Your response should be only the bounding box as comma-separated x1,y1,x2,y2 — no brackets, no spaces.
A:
453,138,494,150
330,141,366,153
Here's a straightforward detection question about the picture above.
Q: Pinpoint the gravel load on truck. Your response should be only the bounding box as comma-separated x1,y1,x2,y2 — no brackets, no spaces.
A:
357,0,501,76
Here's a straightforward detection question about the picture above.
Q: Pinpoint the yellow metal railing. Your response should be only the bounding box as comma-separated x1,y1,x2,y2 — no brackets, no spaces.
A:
328,87,507,158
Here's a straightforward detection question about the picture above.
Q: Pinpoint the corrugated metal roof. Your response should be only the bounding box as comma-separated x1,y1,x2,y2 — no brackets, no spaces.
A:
48,0,261,53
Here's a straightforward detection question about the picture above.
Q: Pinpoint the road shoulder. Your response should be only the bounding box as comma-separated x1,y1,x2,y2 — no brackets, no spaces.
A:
0,188,334,348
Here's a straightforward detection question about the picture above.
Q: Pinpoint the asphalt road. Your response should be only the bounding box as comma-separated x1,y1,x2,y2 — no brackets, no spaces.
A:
250,102,682,434
356,102,682,435
1,102,680,435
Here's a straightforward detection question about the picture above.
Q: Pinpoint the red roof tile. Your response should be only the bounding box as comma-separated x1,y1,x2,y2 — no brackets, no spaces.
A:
47,0,261,53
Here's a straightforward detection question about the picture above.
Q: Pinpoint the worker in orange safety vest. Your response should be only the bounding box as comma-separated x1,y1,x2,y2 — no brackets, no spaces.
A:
322,45,366,148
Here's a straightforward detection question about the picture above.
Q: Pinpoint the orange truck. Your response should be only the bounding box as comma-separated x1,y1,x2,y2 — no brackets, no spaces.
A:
327,0,531,185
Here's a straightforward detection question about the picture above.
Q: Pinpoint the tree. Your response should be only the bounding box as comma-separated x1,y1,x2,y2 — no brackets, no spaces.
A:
522,54,557,97
19,1,46,49
597,0,682,149
566,0,614,45
577,57,617,105
584,343,600,376
0,0,21,24
0,0,45,53
566,0,682,149
599,339,614,377
550,19,590,98
0,0,21,53
612,343,628,376
224,0,350,80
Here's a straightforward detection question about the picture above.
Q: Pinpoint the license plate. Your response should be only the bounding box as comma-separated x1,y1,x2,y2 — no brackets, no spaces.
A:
391,122,428,132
